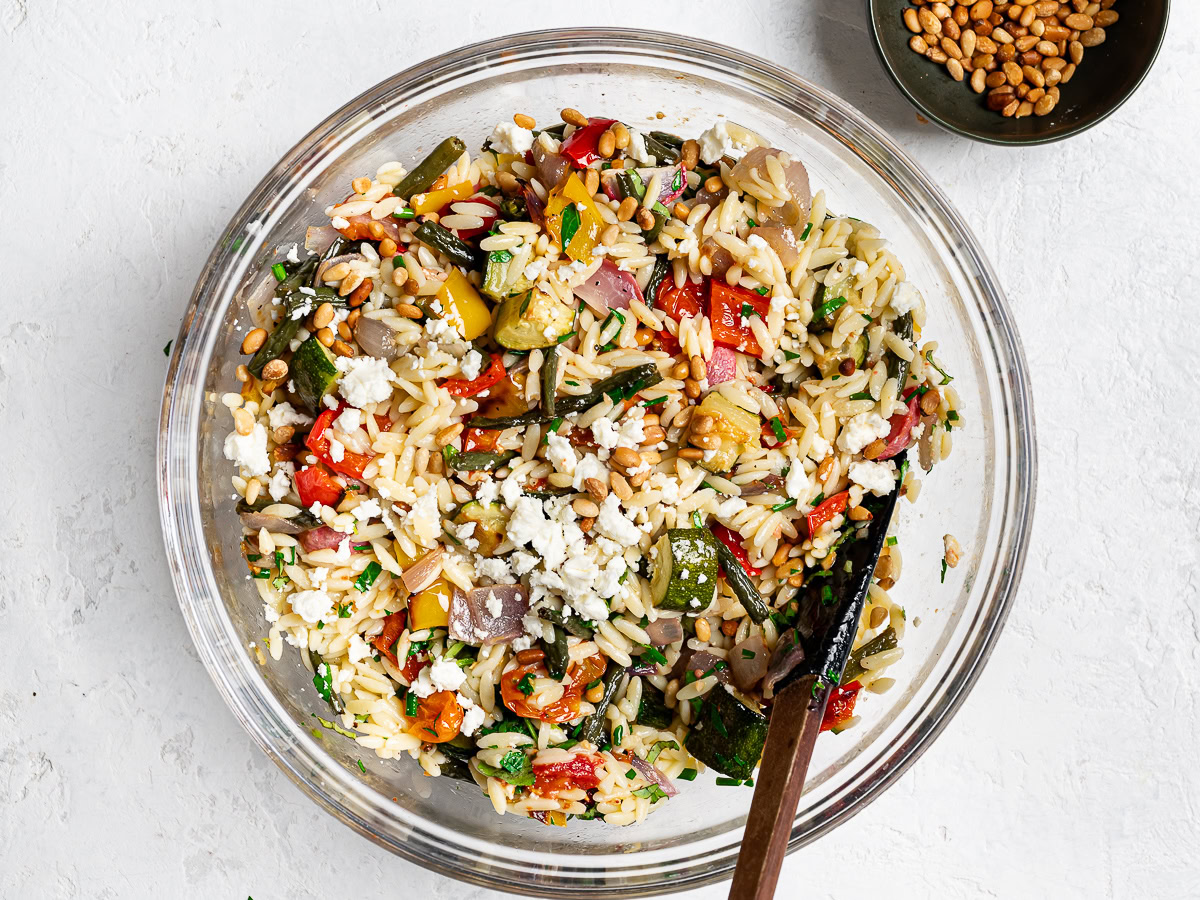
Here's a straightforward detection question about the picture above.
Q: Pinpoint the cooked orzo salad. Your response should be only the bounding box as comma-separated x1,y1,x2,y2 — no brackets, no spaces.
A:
223,108,960,826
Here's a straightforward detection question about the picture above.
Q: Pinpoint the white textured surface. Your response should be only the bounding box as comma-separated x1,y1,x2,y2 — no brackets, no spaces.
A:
2,2,1197,897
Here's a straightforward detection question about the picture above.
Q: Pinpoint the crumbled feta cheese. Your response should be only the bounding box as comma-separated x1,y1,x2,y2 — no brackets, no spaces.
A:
571,453,608,491
808,434,832,461
849,459,898,496
595,494,642,546
850,259,868,278
267,462,294,502
460,349,485,381
286,243,300,264
290,589,333,624
511,551,539,576
696,119,752,165
616,414,645,449
747,233,769,250
267,401,312,430
334,407,362,434
425,315,458,341
836,412,891,454
715,495,748,518
428,656,467,693
500,475,524,508
523,258,549,282
476,478,500,506
330,215,350,230
405,490,441,547
223,423,271,477
458,695,486,736
336,355,394,407
489,121,535,155
561,553,601,598
594,557,625,599
785,463,809,500
352,498,381,522
334,537,352,562
328,437,346,463
591,417,620,450
627,128,655,165
347,634,372,663
323,393,340,411
476,558,514,584
891,281,922,316
545,433,577,476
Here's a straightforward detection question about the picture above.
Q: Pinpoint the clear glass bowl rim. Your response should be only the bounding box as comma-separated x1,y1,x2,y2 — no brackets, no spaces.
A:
157,27,1037,896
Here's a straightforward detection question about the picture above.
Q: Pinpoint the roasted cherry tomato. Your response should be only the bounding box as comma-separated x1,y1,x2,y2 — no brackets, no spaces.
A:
533,753,603,795
305,405,374,478
405,690,463,743
806,491,849,537
294,465,344,508
655,276,706,321
709,281,770,354
821,682,861,732
372,611,406,665
442,353,505,398
501,654,606,723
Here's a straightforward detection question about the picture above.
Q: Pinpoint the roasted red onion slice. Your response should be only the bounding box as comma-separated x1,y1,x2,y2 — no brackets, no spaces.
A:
763,627,806,694
729,634,768,691
573,258,643,316
705,345,737,385
645,616,684,647
630,755,677,798
401,546,445,594
299,525,353,552
448,584,530,646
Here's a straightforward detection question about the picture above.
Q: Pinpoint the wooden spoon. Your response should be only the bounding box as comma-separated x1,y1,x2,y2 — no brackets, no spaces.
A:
729,453,907,899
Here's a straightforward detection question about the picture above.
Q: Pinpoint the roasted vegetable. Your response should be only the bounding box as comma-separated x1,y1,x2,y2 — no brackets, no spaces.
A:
714,538,770,624
841,626,898,685
650,529,719,612
887,312,914,390
581,665,624,745
415,220,481,270
289,336,340,412
636,684,674,730
392,136,467,199
494,288,576,350
453,501,508,556
436,269,492,341
685,685,767,780
442,446,517,472
692,392,761,474
553,363,662,415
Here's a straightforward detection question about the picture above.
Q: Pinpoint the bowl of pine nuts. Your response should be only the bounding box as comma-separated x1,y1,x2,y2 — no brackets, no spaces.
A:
868,0,1169,144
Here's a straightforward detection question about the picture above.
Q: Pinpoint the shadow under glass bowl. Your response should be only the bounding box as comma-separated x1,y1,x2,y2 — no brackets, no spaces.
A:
868,0,1170,145
158,28,1036,896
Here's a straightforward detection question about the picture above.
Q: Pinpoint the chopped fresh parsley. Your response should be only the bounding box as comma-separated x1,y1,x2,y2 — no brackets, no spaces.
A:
941,557,948,583
612,725,624,746
769,416,787,443
799,222,813,241
632,784,669,802
405,691,419,717
517,673,536,696
556,330,577,344
646,739,679,764
642,395,667,406
162,340,172,356
742,649,756,659
354,563,381,593
678,767,698,781
271,262,287,281
356,759,366,773
771,498,797,512
886,535,898,546
849,391,873,401
714,776,742,786
625,768,637,779
561,203,581,249
821,584,834,606
640,644,668,665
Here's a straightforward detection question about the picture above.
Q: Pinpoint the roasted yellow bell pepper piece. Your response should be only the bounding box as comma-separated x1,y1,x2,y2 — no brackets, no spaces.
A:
409,178,474,215
437,268,492,341
544,173,603,263
408,578,452,630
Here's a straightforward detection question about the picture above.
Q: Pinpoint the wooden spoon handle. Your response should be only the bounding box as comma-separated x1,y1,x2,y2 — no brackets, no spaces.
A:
728,675,825,900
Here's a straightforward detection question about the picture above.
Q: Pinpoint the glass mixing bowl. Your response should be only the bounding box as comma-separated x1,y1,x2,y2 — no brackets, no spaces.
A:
158,28,1036,896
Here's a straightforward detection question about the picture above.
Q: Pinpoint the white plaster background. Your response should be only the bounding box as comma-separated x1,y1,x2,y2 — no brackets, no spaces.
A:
1,1,1197,897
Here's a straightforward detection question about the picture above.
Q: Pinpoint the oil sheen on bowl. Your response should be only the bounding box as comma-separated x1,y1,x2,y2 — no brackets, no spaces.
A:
158,28,1036,896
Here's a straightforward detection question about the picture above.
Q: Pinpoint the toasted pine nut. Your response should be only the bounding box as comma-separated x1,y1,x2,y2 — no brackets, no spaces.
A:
572,497,601,518
397,303,422,319
513,113,536,130
435,423,463,447
617,197,638,221
262,359,288,382
241,328,267,355
584,477,608,502
232,407,255,436
332,340,355,358
351,176,371,195
561,107,588,127
694,617,712,642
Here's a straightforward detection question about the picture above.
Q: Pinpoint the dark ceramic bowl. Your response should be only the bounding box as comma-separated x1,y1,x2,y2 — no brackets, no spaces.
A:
868,0,1169,145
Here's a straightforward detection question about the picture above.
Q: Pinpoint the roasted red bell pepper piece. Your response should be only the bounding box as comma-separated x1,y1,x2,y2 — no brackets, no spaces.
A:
442,352,505,398
877,393,921,461
373,610,407,665
533,754,602,795
806,490,849,537
558,117,617,168
294,465,344,508
709,281,770,354
451,195,500,240
463,427,501,453
306,406,374,478
711,523,762,577
655,276,706,321
821,681,861,732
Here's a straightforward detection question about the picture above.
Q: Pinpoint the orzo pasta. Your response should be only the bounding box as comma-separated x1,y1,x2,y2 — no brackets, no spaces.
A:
223,110,959,824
